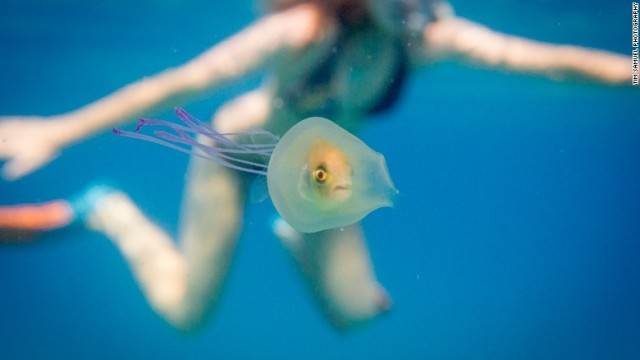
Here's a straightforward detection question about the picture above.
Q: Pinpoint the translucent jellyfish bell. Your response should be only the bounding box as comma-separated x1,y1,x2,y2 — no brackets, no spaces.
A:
114,109,398,233
267,117,398,232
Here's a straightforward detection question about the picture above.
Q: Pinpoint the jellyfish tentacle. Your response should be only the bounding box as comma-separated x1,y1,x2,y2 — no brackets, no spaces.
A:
153,130,270,171
113,128,229,166
175,107,279,146
114,109,275,176
133,119,196,134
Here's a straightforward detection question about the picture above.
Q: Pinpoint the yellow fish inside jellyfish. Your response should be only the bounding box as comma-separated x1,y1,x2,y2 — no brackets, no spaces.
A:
114,108,398,233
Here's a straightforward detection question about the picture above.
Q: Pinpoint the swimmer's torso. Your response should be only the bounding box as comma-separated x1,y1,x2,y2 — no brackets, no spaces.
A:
261,0,450,136
262,2,401,135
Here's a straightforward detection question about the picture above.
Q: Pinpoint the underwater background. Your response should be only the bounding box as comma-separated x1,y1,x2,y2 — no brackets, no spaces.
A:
0,0,638,358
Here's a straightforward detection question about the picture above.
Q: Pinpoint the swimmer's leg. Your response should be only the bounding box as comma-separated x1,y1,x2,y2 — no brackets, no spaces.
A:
85,90,271,330
233,88,391,328
274,219,391,328
177,158,246,327
85,152,244,331
0,200,74,242
84,189,189,324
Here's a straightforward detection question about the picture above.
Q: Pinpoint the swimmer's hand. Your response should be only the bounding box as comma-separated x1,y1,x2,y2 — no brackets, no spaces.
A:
0,116,62,180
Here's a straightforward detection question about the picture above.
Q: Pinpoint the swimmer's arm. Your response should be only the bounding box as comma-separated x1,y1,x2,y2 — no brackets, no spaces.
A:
421,17,631,85
0,3,323,180
53,3,322,142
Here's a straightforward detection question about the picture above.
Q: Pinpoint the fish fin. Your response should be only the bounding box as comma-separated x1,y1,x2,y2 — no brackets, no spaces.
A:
249,175,270,204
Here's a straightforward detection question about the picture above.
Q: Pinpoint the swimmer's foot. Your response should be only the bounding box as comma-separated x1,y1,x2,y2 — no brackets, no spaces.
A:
68,181,120,221
82,190,146,240
67,181,139,236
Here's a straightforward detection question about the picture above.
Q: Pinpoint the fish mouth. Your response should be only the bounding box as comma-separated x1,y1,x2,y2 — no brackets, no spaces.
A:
332,183,352,193
330,183,353,203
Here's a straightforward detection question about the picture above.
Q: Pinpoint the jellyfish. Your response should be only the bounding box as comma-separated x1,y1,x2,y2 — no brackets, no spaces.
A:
114,108,398,233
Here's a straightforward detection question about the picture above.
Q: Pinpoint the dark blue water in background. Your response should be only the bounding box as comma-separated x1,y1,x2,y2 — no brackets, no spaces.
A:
1,1,638,358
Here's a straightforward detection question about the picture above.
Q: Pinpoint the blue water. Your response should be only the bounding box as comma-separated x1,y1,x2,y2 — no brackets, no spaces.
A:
1,0,638,358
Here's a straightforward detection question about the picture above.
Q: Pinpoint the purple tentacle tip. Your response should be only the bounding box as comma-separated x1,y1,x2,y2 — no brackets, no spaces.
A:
133,119,148,133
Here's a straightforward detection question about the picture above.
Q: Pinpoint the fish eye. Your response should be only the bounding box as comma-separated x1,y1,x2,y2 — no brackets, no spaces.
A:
313,165,329,184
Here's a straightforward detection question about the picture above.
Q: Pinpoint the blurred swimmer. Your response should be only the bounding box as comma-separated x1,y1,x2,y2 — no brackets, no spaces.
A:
0,0,633,330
